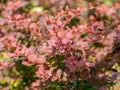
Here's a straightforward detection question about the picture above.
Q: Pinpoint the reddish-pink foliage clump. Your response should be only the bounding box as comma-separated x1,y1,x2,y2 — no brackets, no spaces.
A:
0,0,120,89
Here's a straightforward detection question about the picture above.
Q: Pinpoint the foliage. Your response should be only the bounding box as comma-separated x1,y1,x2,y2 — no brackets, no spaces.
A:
0,0,120,90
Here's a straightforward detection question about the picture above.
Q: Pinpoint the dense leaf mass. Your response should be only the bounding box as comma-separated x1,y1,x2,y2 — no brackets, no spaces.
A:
0,0,120,90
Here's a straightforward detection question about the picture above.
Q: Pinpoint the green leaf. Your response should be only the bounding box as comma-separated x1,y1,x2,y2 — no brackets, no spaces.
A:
74,80,98,90
92,42,104,48
104,0,113,6
81,33,88,38
15,59,38,87
0,14,3,18
0,52,10,62
56,55,66,70
0,78,8,88
13,81,20,87
19,38,35,47
88,8,96,17
67,18,80,27
30,6,44,13
56,55,66,61
46,82,64,90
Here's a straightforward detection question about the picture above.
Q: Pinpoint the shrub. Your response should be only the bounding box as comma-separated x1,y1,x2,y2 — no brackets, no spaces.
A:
0,0,120,90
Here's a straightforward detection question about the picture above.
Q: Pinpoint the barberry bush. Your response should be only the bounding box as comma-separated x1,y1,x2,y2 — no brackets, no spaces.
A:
0,0,120,90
